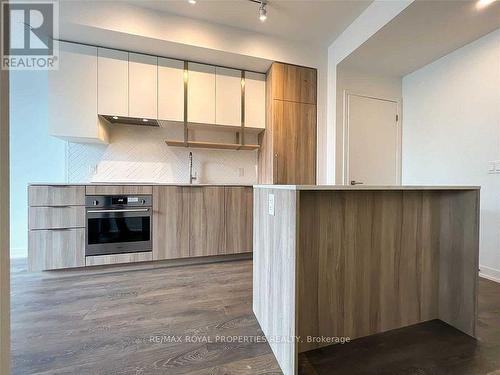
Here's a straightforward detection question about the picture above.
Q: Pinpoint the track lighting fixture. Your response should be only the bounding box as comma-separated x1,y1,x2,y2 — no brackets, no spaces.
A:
248,0,268,22
188,0,196,4
259,1,267,22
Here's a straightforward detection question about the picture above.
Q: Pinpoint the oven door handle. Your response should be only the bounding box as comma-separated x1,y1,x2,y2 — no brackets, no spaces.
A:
86,208,150,213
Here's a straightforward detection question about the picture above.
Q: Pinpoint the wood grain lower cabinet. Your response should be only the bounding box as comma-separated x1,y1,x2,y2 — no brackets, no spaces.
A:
29,206,85,230
224,187,253,254
29,186,85,206
86,252,152,266
189,187,225,257
28,228,85,271
153,186,190,260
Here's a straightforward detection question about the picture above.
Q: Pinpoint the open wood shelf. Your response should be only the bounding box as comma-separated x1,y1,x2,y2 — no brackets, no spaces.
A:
165,140,260,151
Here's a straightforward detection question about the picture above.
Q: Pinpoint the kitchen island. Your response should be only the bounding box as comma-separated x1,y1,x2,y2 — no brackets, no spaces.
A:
253,185,480,375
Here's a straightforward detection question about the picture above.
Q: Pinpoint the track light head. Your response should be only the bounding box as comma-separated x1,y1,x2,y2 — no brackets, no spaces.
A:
259,1,267,22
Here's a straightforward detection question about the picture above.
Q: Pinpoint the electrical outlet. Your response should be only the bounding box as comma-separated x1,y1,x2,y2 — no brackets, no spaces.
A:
268,193,275,216
488,161,495,174
495,161,500,173
88,164,97,175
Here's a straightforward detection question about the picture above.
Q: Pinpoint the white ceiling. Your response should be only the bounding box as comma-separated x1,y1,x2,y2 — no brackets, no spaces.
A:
341,0,500,77
124,0,372,46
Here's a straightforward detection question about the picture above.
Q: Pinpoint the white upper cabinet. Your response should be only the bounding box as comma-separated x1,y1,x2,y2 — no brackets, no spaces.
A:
158,57,184,122
97,48,128,117
215,67,242,127
49,41,109,143
129,53,158,119
244,72,266,129
187,63,215,124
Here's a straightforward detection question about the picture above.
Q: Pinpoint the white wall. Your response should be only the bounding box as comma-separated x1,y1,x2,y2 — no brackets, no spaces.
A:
326,0,413,183
335,65,402,183
9,71,67,258
402,29,500,279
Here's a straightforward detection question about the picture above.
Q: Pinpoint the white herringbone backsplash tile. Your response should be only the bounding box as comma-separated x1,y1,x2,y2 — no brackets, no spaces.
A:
67,124,258,184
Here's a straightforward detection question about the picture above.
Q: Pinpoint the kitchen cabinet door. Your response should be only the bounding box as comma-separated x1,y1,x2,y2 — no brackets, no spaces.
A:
283,64,317,104
48,42,109,143
273,100,316,184
28,228,85,271
224,187,253,254
153,186,190,260
189,187,225,257
97,47,128,117
216,67,241,127
244,72,266,129
187,63,216,124
158,57,184,122
129,53,158,119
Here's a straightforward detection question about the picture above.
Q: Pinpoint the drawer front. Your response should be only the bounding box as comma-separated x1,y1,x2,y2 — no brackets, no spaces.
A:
85,252,153,266
29,186,85,206
85,185,153,195
28,228,85,271
29,206,85,230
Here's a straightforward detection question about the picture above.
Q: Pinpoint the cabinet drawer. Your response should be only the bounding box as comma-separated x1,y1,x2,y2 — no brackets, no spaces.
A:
29,206,85,230
86,252,152,266
29,186,85,207
28,228,85,271
85,185,153,195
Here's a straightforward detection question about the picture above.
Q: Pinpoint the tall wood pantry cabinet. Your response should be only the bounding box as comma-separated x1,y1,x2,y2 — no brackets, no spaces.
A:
258,62,317,184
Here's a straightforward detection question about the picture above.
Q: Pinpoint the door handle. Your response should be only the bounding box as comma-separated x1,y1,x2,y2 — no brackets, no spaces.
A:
350,180,364,186
86,208,150,213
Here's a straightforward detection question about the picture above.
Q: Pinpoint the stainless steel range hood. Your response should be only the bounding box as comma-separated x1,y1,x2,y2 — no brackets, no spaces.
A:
100,115,160,127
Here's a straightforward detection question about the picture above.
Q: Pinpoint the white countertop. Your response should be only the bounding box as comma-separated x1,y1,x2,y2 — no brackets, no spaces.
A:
253,185,481,191
29,183,254,187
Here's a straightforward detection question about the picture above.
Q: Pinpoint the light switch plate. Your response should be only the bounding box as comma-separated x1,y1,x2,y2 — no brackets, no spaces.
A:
268,193,275,216
488,161,495,174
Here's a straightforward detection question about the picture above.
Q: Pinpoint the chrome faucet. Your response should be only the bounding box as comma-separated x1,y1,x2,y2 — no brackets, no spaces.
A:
189,152,197,184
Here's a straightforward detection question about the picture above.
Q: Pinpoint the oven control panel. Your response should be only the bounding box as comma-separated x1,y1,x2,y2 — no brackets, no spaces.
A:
86,195,152,208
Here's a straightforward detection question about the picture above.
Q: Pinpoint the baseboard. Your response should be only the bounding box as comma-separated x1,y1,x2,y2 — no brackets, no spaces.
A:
479,264,500,284
10,247,27,259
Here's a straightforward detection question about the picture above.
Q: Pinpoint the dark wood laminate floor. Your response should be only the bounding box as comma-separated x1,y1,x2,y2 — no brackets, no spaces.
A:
11,258,500,375
299,277,500,375
11,258,281,375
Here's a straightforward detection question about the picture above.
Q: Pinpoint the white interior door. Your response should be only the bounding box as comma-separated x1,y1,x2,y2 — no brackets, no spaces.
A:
345,93,400,186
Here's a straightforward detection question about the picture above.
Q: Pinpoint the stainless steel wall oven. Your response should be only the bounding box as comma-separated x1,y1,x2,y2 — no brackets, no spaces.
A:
85,195,152,256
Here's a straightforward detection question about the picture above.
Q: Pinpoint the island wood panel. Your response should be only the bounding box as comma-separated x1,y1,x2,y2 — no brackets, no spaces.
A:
253,188,298,375
273,100,316,184
224,187,253,254
28,228,85,271
29,206,85,230
189,187,225,257
283,64,317,104
85,252,153,266
438,190,479,337
296,190,478,355
85,185,153,195
29,185,85,206
152,186,190,260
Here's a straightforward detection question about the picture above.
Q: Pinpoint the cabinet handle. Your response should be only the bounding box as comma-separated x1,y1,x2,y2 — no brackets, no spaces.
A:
274,153,278,182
